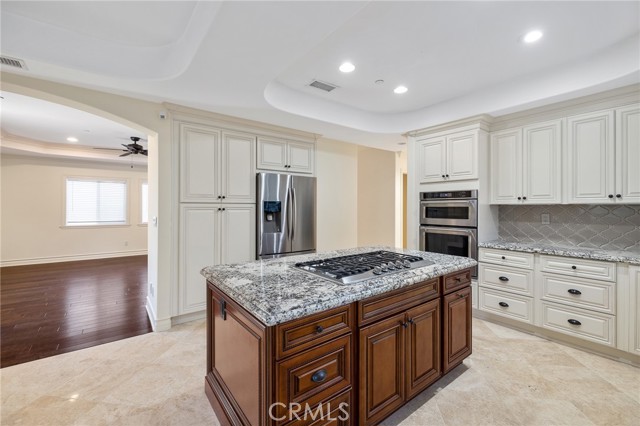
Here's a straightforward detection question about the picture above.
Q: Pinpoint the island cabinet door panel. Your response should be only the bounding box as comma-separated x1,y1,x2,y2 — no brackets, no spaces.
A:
442,287,472,374
209,288,268,426
405,299,441,399
359,312,406,426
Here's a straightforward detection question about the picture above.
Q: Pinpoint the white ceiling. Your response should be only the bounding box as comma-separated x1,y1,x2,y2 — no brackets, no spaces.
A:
1,1,639,150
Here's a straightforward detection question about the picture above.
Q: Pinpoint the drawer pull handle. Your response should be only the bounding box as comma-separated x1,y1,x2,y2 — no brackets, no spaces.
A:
455,277,461,282
315,325,324,333
498,302,509,308
567,289,582,295
571,265,577,270
311,369,327,383
401,321,408,328
407,318,414,324
568,319,582,326
498,276,509,282
501,256,506,260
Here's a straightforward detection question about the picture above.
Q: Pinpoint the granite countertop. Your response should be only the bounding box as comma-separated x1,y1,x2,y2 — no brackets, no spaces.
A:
479,240,640,265
201,246,477,326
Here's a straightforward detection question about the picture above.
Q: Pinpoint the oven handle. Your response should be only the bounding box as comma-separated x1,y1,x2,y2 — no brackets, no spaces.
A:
420,199,477,207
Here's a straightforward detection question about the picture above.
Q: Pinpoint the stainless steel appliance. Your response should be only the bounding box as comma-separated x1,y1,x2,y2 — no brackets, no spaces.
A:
419,190,478,276
295,250,435,285
257,172,316,259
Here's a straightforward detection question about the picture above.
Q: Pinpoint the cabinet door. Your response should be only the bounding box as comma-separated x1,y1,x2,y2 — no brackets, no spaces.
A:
288,141,315,174
257,136,287,171
522,120,562,204
566,110,615,203
447,131,477,181
629,266,640,355
442,287,472,373
417,136,447,183
180,205,219,314
490,128,521,204
616,104,640,203
221,131,255,203
220,204,255,264
405,299,440,399
179,124,220,202
359,312,405,425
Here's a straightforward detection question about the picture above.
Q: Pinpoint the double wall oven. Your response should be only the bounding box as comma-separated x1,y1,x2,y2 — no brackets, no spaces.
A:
419,190,478,277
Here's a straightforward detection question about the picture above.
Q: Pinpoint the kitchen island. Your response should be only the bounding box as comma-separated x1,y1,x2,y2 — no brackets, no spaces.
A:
201,247,477,426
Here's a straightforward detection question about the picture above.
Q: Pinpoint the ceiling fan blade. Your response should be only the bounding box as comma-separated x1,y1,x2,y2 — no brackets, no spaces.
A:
141,151,148,156
119,152,131,157
93,147,123,151
122,144,131,149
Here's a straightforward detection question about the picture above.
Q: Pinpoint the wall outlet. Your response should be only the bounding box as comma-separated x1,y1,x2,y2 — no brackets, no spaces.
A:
541,213,550,225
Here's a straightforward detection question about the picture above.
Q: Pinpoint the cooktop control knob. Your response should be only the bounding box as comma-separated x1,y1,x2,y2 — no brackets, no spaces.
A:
373,266,383,275
395,260,404,268
403,260,411,268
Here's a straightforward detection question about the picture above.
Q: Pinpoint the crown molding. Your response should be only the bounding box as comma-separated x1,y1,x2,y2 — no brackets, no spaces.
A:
406,114,494,138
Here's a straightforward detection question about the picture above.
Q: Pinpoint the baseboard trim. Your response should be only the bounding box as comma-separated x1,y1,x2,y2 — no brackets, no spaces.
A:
172,310,206,326
1,250,148,267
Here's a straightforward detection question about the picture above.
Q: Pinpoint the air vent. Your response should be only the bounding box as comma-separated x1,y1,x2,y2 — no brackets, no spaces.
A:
309,80,338,92
0,56,28,70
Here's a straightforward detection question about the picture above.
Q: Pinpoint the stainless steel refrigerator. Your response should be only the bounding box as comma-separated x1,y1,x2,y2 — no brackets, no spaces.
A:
257,172,316,259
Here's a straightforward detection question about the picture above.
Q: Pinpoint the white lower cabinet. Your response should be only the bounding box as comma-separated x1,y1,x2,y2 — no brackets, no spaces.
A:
479,287,534,324
179,204,255,315
629,266,640,355
540,301,615,347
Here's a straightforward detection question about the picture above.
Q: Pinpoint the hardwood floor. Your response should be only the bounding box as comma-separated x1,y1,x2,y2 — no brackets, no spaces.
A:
0,255,152,368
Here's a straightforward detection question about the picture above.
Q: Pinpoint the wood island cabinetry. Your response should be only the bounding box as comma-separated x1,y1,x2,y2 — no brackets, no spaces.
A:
205,268,473,426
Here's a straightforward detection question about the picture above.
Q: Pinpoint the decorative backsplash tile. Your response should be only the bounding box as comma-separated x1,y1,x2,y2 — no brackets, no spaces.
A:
498,205,640,252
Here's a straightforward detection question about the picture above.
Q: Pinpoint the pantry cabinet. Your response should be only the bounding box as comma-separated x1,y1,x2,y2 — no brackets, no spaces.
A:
179,204,255,314
417,130,477,183
490,120,561,204
615,104,640,203
179,123,256,203
257,136,315,175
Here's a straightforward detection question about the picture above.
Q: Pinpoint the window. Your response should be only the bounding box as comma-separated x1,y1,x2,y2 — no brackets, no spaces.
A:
65,178,127,226
141,181,148,224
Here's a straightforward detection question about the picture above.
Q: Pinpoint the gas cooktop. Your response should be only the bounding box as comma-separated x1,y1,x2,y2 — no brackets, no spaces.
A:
294,250,435,284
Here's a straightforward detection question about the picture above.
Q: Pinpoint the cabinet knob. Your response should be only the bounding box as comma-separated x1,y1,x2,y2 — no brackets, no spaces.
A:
222,195,226,199
441,175,445,178
571,265,577,270
498,276,509,282
217,208,221,211
608,194,614,198
498,302,509,308
522,196,527,200
311,369,327,383
217,195,222,199
616,194,622,198
567,319,582,326
567,289,582,295
517,197,522,200
315,325,324,333
400,321,408,328
446,174,450,178
407,318,414,324
501,256,506,260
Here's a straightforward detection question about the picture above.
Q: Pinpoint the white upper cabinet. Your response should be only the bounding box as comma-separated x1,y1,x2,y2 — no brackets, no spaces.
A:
417,130,477,183
616,104,640,203
490,120,561,204
566,110,615,204
179,123,255,203
257,136,315,174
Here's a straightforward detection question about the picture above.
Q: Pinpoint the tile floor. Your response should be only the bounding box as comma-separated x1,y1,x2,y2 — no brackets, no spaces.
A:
1,318,638,425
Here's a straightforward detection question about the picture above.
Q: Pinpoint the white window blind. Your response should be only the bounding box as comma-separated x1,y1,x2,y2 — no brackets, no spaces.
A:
66,178,127,226
141,181,148,224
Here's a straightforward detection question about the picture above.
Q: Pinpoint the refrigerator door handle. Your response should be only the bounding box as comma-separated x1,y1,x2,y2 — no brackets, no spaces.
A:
286,187,292,240
291,188,296,241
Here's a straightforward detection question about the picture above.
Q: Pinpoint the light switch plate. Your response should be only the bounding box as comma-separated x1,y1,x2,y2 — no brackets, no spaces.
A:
541,213,550,225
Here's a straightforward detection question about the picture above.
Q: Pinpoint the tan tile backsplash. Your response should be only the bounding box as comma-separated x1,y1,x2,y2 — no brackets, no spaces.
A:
498,205,640,252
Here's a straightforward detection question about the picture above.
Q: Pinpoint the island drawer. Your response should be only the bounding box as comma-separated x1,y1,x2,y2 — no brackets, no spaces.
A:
358,278,439,326
478,288,534,324
479,248,534,269
443,269,472,295
540,273,615,314
540,301,615,346
479,263,533,296
276,304,354,360
540,255,615,282
275,335,352,424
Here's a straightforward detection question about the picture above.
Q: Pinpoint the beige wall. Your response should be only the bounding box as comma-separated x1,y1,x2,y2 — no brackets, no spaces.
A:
316,138,359,251
357,146,398,247
1,155,148,265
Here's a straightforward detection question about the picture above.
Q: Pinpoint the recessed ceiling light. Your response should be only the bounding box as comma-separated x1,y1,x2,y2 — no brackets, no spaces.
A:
67,137,78,142
523,30,543,44
339,62,355,73
394,86,408,94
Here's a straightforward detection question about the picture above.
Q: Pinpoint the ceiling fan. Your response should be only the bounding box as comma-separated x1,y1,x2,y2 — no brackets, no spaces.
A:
93,136,148,157
119,136,147,157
